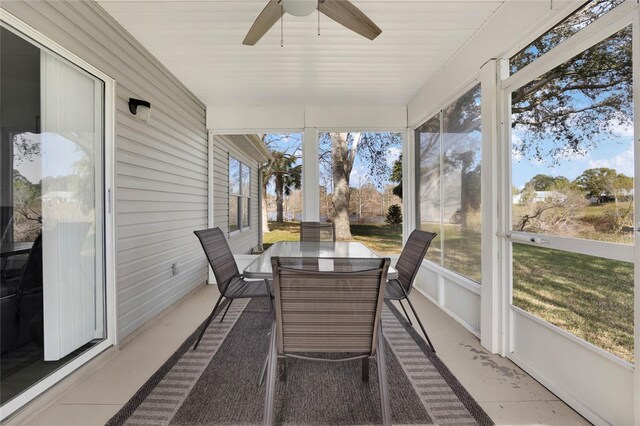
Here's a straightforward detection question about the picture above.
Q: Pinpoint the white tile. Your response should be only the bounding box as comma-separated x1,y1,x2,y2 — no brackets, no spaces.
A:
392,296,560,403
12,285,587,425
481,401,591,426
21,404,122,426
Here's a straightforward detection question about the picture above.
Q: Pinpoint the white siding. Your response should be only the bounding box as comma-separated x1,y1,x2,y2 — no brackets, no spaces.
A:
211,134,260,254
1,0,208,339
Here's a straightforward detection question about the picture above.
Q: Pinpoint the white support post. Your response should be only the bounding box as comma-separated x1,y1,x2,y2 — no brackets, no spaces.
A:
302,127,320,221
207,130,215,284
480,59,501,354
633,8,640,425
402,127,416,243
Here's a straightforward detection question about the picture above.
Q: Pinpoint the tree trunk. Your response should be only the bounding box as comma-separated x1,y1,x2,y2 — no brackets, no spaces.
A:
331,133,355,240
261,180,270,233
275,175,284,222
459,151,473,230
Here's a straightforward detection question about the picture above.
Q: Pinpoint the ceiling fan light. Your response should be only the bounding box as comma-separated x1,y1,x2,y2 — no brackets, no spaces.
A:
281,0,317,17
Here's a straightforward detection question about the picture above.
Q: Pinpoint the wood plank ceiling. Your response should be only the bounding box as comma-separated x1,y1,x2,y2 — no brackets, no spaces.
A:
97,0,505,106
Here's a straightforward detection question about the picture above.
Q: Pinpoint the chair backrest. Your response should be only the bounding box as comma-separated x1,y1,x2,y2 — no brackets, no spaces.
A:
194,228,239,291
299,221,336,242
20,232,42,292
395,229,437,294
271,257,390,357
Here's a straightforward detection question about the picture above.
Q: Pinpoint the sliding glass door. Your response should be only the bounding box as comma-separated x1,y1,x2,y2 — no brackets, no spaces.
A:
1,24,107,409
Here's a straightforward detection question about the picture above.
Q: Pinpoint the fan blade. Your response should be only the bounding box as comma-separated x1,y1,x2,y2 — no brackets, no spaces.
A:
243,0,283,46
318,0,381,40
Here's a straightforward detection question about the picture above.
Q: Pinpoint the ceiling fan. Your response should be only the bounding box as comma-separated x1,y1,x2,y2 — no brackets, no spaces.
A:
243,0,382,46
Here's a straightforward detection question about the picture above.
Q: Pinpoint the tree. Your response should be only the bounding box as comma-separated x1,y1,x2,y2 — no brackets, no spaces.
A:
350,181,384,222
575,167,633,232
525,174,570,191
263,150,301,223
319,132,402,240
385,204,403,226
574,167,626,198
390,155,402,199
514,182,587,234
511,3,632,163
260,134,303,231
12,169,41,242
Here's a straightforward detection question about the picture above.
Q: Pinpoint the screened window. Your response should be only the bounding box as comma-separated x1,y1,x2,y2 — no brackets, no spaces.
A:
510,0,625,74
229,157,251,232
416,84,482,283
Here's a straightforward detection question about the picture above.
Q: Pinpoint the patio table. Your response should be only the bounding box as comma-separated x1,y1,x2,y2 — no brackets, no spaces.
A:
1,241,33,258
243,241,398,280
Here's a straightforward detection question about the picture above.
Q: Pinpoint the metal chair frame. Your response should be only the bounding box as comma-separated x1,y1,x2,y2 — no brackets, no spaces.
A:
299,221,336,242
385,229,437,352
192,228,272,350
263,256,392,426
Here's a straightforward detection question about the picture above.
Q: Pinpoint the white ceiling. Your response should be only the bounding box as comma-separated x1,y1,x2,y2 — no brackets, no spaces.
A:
98,0,505,107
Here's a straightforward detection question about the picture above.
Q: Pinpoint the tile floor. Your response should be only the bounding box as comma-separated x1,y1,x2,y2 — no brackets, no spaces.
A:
6,284,589,425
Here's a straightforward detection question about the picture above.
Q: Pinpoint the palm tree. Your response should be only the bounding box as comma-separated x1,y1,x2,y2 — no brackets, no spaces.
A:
263,150,302,224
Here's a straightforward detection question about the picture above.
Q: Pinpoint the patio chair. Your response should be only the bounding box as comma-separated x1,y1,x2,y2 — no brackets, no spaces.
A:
385,229,437,352
263,256,392,426
192,227,272,350
299,221,336,242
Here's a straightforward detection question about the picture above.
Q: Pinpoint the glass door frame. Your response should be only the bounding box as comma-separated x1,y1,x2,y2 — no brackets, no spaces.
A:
498,3,639,425
0,11,117,420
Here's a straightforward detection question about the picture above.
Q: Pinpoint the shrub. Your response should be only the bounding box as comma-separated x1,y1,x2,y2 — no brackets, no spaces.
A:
385,204,402,226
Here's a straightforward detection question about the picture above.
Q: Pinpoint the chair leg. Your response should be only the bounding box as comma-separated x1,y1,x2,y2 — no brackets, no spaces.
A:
361,357,369,382
398,299,413,325
265,280,274,312
263,322,278,426
376,321,392,426
258,347,269,386
219,298,233,323
193,294,224,350
258,329,272,387
277,357,287,382
400,287,436,353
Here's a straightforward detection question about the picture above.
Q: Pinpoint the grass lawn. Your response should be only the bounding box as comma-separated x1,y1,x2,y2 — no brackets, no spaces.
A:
513,244,634,363
263,220,634,363
262,221,403,254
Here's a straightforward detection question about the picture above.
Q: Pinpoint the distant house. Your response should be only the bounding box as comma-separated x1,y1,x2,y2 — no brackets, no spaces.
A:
590,189,634,204
41,191,75,203
513,190,567,205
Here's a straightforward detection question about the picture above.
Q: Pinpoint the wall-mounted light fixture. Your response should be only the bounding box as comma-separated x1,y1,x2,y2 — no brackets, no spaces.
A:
128,98,151,122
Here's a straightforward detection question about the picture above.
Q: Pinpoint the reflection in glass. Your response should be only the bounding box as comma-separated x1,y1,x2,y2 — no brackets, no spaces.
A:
511,27,634,245
416,116,442,264
513,243,634,362
229,157,241,195
241,163,250,197
242,199,249,229
229,196,239,232
441,85,482,282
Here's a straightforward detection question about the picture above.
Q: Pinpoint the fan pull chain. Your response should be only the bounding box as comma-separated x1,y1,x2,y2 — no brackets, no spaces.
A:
317,1,320,36
280,4,284,47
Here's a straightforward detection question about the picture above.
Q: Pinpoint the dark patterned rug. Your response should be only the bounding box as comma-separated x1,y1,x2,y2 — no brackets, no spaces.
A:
107,298,493,425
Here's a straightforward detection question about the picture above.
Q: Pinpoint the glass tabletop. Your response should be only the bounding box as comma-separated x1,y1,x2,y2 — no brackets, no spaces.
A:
243,241,398,279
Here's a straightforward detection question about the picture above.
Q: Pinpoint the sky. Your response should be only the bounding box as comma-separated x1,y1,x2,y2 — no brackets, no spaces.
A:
13,132,87,183
512,121,634,189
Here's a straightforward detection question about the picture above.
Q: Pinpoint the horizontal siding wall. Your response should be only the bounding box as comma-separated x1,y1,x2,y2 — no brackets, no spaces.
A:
1,1,208,339
211,134,260,255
